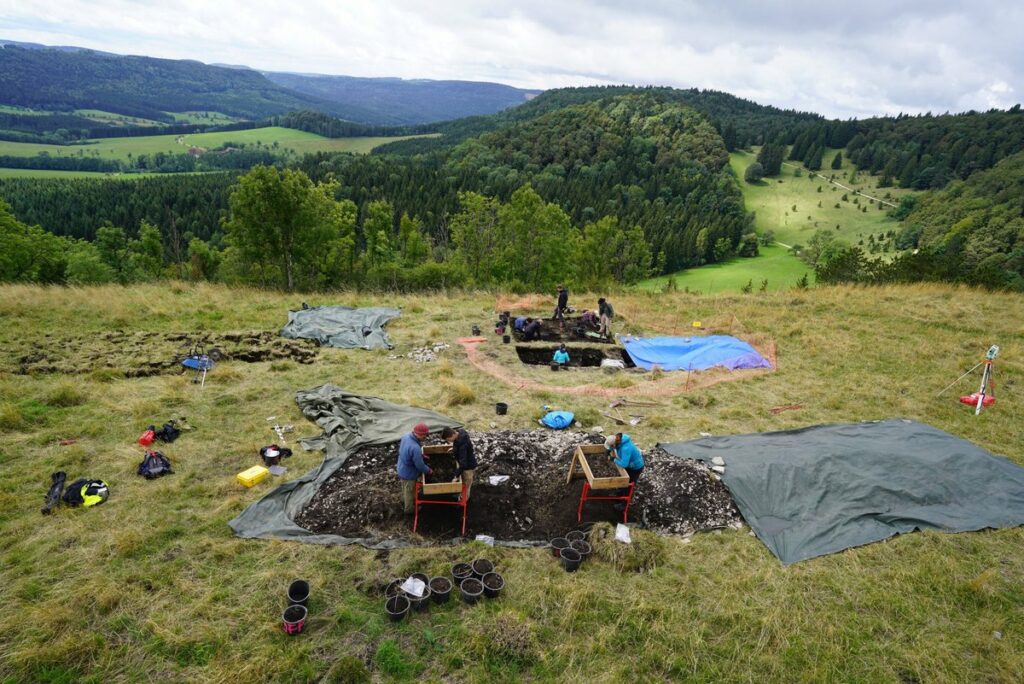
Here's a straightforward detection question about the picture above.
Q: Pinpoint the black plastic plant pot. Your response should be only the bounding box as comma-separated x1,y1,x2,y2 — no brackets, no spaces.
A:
452,562,473,582
550,537,570,557
385,595,410,623
460,577,484,604
411,572,429,586
565,530,585,543
384,579,405,599
550,362,559,371
282,604,307,635
481,572,505,599
502,334,511,344
287,580,310,607
429,576,453,604
495,403,508,415
409,585,432,612
570,540,592,559
471,558,494,578
576,522,595,537
560,548,582,572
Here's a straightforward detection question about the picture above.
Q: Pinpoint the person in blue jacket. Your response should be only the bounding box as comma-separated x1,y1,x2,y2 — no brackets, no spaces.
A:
605,432,644,510
397,422,432,514
553,344,570,366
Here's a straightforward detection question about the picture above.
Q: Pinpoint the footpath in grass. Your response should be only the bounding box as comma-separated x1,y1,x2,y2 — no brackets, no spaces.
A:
729,148,913,250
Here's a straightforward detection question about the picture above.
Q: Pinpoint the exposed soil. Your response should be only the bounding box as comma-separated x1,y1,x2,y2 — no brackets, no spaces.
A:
295,430,740,543
483,574,503,589
515,345,635,368
425,453,459,483
586,452,622,478
9,330,318,376
510,316,613,344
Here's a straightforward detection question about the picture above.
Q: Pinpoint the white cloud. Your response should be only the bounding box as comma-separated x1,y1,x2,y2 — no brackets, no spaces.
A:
0,0,1020,118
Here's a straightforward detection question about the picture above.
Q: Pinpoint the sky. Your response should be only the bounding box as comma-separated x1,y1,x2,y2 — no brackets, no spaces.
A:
1,0,1021,119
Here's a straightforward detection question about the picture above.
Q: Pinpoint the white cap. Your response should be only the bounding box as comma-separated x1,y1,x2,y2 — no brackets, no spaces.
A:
604,436,617,450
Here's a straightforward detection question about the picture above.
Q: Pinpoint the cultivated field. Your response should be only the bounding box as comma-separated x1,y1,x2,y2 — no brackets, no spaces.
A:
0,127,438,163
1,283,1021,682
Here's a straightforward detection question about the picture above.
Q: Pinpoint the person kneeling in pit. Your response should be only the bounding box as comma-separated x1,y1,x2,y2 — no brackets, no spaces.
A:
553,344,570,367
605,432,644,511
441,426,478,501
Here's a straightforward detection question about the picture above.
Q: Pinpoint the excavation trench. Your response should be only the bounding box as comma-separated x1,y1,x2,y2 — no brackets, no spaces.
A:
514,345,635,368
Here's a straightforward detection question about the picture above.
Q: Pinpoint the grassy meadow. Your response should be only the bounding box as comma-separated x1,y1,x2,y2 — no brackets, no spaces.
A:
0,127,438,164
639,148,915,294
1,282,1022,682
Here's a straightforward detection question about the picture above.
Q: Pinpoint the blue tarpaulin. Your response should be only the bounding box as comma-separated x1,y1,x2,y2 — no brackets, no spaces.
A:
620,335,772,371
540,411,575,429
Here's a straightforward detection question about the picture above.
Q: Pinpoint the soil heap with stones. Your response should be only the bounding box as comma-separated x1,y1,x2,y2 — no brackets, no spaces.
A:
295,430,740,544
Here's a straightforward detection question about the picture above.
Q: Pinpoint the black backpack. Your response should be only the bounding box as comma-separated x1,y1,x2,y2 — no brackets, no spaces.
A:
137,450,173,479
154,421,181,443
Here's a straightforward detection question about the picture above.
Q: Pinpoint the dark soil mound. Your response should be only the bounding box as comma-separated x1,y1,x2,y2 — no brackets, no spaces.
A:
511,316,613,344
10,330,318,376
295,430,740,543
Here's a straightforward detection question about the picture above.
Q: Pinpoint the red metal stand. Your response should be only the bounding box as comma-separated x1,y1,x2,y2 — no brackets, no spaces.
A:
577,482,635,523
412,481,469,536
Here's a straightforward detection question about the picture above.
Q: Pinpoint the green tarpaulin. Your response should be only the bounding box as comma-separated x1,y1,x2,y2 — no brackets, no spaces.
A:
661,419,1024,564
281,306,400,349
228,385,460,547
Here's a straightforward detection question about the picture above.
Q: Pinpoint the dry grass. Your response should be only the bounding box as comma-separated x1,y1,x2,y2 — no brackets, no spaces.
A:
0,282,1023,681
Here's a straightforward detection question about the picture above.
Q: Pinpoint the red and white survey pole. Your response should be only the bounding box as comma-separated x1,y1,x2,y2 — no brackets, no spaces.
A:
938,345,999,415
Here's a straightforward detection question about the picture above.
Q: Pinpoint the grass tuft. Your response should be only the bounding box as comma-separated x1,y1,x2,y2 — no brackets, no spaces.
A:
442,381,476,407
43,382,87,408
589,522,667,572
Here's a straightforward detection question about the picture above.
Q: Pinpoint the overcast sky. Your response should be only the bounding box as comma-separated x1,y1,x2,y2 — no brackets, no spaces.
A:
1,0,1021,118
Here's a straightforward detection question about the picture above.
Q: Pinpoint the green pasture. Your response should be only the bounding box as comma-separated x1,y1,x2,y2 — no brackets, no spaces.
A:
638,243,813,293
0,127,438,162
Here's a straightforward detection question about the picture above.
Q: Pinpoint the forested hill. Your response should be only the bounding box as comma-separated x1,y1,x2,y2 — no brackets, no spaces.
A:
0,45,336,120
297,93,752,273
263,72,538,125
373,85,824,155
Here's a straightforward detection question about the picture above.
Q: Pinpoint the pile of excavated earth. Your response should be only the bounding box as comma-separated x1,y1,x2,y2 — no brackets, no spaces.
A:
295,430,741,543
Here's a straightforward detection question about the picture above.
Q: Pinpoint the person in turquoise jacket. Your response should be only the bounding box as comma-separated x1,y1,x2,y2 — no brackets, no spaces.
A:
605,432,644,510
553,344,570,366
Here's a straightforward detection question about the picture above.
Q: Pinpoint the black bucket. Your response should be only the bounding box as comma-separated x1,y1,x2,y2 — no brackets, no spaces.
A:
570,539,592,560
429,576,453,604
495,403,508,416
282,604,307,635
287,580,310,607
560,548,582,572
550,537,570,557
408,585,432,612
460,577,484,604
452,562,473,583
471,558,494,578
550,362,559,371
481,572,504,599
385,595,410,623
502,334,511,344
384,579,404,598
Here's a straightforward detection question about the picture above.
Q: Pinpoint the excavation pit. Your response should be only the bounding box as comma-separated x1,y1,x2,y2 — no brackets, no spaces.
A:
514,345,635,368
295,430,740,543
509,315,614,344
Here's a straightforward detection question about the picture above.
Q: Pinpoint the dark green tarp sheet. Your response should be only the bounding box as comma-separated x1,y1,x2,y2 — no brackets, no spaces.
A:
281,306,400,349
228,385,460,547
661,419,1024,565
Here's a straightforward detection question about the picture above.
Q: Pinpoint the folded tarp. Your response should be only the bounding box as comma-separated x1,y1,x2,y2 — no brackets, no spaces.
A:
661,419,1024,564
281,306,400,349
620,335,771,371
228,385,460,547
